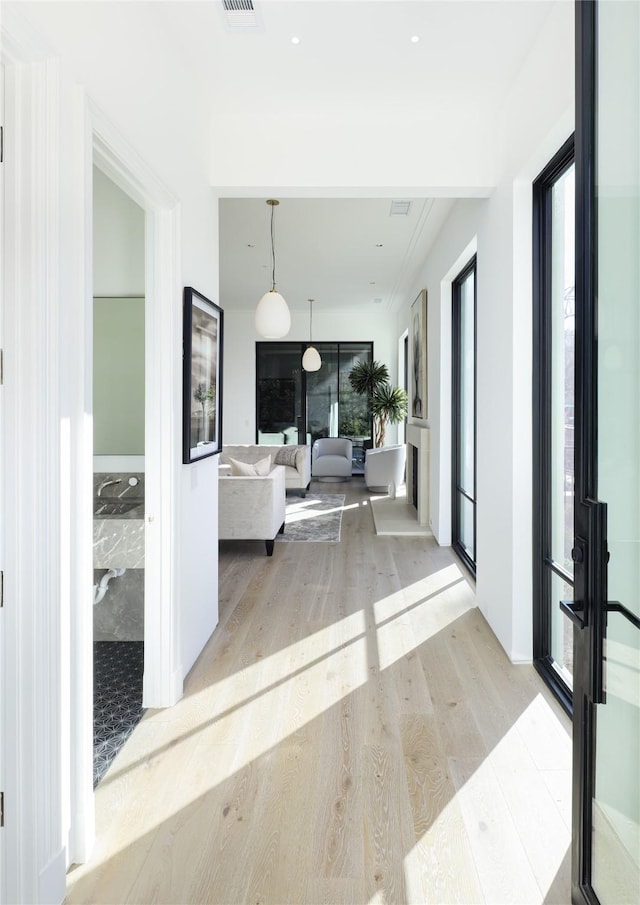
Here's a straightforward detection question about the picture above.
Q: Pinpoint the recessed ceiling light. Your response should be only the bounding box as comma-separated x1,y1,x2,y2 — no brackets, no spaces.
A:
291,36,300,45
410,35,420,44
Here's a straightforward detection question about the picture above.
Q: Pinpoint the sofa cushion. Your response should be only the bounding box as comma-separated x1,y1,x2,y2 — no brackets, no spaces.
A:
229,454,271,476
274,445,303,468
222,444,311,491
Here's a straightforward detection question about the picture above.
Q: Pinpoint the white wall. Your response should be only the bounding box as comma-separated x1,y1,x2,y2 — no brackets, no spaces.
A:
395,0,574,662
211,111,498,196
223,307,397,444
179,187,221,676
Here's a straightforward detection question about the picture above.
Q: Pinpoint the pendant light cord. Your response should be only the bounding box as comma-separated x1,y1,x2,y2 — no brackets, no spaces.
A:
270,202,276,291
309,298,313,342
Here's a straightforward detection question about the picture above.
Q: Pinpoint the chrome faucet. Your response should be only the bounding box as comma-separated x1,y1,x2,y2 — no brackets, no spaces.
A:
97,478,122,497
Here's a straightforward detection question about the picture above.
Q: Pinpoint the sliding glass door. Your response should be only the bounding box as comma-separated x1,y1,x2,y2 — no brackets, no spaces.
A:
533,137,576,711
452,257,477,575
255,342,305,444
255,342,373,468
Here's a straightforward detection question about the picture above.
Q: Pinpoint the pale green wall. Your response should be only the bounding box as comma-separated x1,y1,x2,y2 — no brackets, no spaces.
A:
93,167,145,456
94,297,145,454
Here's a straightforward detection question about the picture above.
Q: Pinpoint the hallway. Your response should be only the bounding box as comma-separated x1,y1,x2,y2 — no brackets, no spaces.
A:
66,479,571,904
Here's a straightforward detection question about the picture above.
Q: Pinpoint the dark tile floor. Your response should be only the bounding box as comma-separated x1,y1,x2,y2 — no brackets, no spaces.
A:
93,641,145,787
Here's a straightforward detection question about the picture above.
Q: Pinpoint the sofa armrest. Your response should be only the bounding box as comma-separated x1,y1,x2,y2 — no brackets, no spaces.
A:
295,445,312,484
219,465,286,540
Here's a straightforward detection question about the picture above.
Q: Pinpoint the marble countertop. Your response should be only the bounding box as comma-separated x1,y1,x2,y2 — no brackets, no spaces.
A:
94,499,144,519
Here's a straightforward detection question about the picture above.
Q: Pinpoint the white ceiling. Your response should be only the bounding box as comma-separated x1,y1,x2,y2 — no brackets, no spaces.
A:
12,0,561,315
219,196,455,313
210,0,556,314
158,0,555,120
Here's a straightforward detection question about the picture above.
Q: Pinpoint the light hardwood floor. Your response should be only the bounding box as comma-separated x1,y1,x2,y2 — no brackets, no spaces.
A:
67,478,572,904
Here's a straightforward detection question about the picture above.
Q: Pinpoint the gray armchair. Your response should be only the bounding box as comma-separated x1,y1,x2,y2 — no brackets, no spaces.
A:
311,438,353,482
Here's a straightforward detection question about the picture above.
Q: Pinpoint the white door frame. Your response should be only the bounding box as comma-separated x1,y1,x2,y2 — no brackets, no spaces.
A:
1,10,184,896
1,40,69,905
67,106,184,864
89,106,183,708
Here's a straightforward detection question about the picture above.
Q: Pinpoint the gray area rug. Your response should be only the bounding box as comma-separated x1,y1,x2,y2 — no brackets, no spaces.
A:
278,493,345,543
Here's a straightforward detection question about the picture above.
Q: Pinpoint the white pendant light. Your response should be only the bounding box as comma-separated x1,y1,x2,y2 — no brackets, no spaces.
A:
302,298,322,371
254,199,291,339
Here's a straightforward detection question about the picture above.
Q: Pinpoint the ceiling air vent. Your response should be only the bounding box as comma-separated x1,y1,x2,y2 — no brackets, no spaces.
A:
222,0,260,30
390,200,412,216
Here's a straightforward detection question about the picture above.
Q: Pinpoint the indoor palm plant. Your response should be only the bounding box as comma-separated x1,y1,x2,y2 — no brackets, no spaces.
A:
348,360,408,447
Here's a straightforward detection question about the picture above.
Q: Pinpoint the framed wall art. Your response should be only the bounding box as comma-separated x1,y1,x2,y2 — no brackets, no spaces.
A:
182,286,223,463
410,289,428,420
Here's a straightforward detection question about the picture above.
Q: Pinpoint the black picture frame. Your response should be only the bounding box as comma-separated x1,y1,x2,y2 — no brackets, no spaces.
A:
182,287,223,463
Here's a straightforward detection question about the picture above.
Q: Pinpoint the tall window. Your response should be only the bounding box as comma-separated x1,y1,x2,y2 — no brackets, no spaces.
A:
532,136,575,711
452,257,477,575
255,341,373,470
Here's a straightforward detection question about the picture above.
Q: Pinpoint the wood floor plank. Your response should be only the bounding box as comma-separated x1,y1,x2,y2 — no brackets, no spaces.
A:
449,756,544,904
418,631,488,759
401,713,485,904
309,696,364,880
362,743,417,904
304,877,367,904
68,477,572,905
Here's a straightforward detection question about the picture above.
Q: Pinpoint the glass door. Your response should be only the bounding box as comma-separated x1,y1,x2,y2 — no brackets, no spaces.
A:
572,2,640,902
255,342,305,445
255,342,373,461
306,343,339,442
591,0,640,898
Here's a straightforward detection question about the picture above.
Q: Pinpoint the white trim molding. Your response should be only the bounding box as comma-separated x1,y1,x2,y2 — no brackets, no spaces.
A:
2,54,67,905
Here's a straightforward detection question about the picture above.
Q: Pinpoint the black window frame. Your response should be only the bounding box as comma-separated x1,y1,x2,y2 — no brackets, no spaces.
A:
255,341,374,447
451,255,477,577
532,133,575,717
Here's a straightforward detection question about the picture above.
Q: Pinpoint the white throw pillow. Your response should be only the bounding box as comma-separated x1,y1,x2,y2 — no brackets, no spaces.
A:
228,455,271,477
253,454,272,476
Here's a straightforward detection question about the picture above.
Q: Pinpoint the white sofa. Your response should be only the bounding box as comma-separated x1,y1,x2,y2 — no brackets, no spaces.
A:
365,444,407,495
220,444,311,496
218,463,286,556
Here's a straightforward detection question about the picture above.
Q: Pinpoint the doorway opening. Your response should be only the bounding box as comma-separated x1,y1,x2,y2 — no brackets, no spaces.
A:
91,167,146,785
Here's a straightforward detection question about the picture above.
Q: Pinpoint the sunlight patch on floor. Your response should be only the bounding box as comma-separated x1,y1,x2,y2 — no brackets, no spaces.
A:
286,502,357,524
98,570,482,840
403,693,571,904
197,609,367,705
373,564,464,623
373,566,476,671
